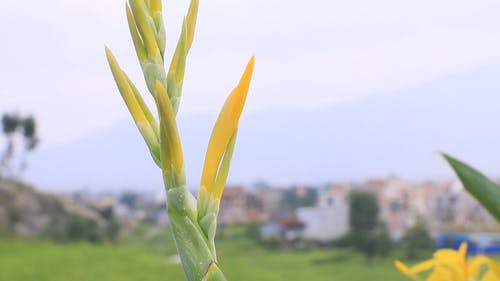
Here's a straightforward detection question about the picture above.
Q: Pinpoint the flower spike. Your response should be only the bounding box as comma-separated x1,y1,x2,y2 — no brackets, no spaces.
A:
106,1,253,280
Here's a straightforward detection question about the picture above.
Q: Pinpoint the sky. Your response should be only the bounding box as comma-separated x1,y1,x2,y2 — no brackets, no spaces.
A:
1,0,500,149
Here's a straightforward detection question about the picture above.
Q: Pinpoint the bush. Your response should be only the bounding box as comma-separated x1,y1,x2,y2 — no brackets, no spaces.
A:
245,223,261,240
44,215,105,243
261,235,281,250
336,222,393,260
402,222,435,260
332,233,355,248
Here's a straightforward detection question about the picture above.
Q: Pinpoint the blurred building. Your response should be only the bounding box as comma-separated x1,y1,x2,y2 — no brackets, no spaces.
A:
260,218,305,241
218,186,268,225
57,178,499,242
363,178,414,240
297,183,350,242
413,180,497,231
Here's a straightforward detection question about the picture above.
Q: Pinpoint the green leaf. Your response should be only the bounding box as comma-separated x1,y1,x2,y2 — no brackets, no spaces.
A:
442,153,500,221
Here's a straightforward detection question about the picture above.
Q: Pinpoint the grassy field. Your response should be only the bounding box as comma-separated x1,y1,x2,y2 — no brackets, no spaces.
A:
0,236,405,281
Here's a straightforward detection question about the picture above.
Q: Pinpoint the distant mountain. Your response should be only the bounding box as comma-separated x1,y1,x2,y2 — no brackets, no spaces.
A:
26,64,500,191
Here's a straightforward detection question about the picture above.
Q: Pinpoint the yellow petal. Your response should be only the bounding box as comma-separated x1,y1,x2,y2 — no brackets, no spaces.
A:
458,242,469,278
488,260,500,279
394,260,412,277
468,255,491,280
409,259,437,274
200,56,255,193
428,266,454,281
394,260,421,281
433,244,468,280
432,254,465,280
458,242,468,259
434,249,462,265
483,270,500,281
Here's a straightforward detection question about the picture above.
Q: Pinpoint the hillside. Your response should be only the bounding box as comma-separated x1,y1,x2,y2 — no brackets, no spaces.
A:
25,64,500,190
0,180,106,241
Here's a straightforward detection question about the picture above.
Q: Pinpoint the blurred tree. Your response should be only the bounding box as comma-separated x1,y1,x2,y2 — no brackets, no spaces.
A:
374,221,392,257
2,114,20,134
0,113,39,179
282,187,318,211
98,206,121,242
22,116,38,151
1,114,20,179
119,192,139,209
349,190,379,233
66,214,103,243
348,190,380,261
19,116,39,174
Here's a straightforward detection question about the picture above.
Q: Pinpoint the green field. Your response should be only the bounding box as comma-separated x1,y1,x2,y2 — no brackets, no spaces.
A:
0,237,405,281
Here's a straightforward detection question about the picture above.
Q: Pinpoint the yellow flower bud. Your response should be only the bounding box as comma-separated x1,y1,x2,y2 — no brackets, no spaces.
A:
200,56,255,196
155,81,184,178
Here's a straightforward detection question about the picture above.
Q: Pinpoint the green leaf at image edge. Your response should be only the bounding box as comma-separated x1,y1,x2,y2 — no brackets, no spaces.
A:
442,153,500,221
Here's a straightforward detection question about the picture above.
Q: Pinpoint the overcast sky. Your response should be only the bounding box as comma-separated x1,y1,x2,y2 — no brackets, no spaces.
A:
1,0,500,149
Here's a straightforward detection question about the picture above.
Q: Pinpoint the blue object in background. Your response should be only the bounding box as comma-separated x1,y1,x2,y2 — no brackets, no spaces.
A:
436,232,500,255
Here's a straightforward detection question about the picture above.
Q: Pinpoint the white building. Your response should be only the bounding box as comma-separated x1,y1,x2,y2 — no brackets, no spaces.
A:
296,184,350,242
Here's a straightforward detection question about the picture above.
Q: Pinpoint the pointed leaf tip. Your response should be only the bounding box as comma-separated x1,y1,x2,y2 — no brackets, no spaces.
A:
186,0,199,52
233,56,255,110
442,153,500,221
104,46,113,59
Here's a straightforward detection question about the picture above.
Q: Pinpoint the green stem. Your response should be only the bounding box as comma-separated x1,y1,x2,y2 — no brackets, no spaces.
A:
166,185,219,281
203,262,227,281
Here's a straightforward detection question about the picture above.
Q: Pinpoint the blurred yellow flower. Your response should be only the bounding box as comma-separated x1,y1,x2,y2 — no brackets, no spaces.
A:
395,242,500,281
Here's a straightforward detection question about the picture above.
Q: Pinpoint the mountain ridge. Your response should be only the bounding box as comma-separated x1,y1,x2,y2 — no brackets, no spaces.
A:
26,64,500,191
